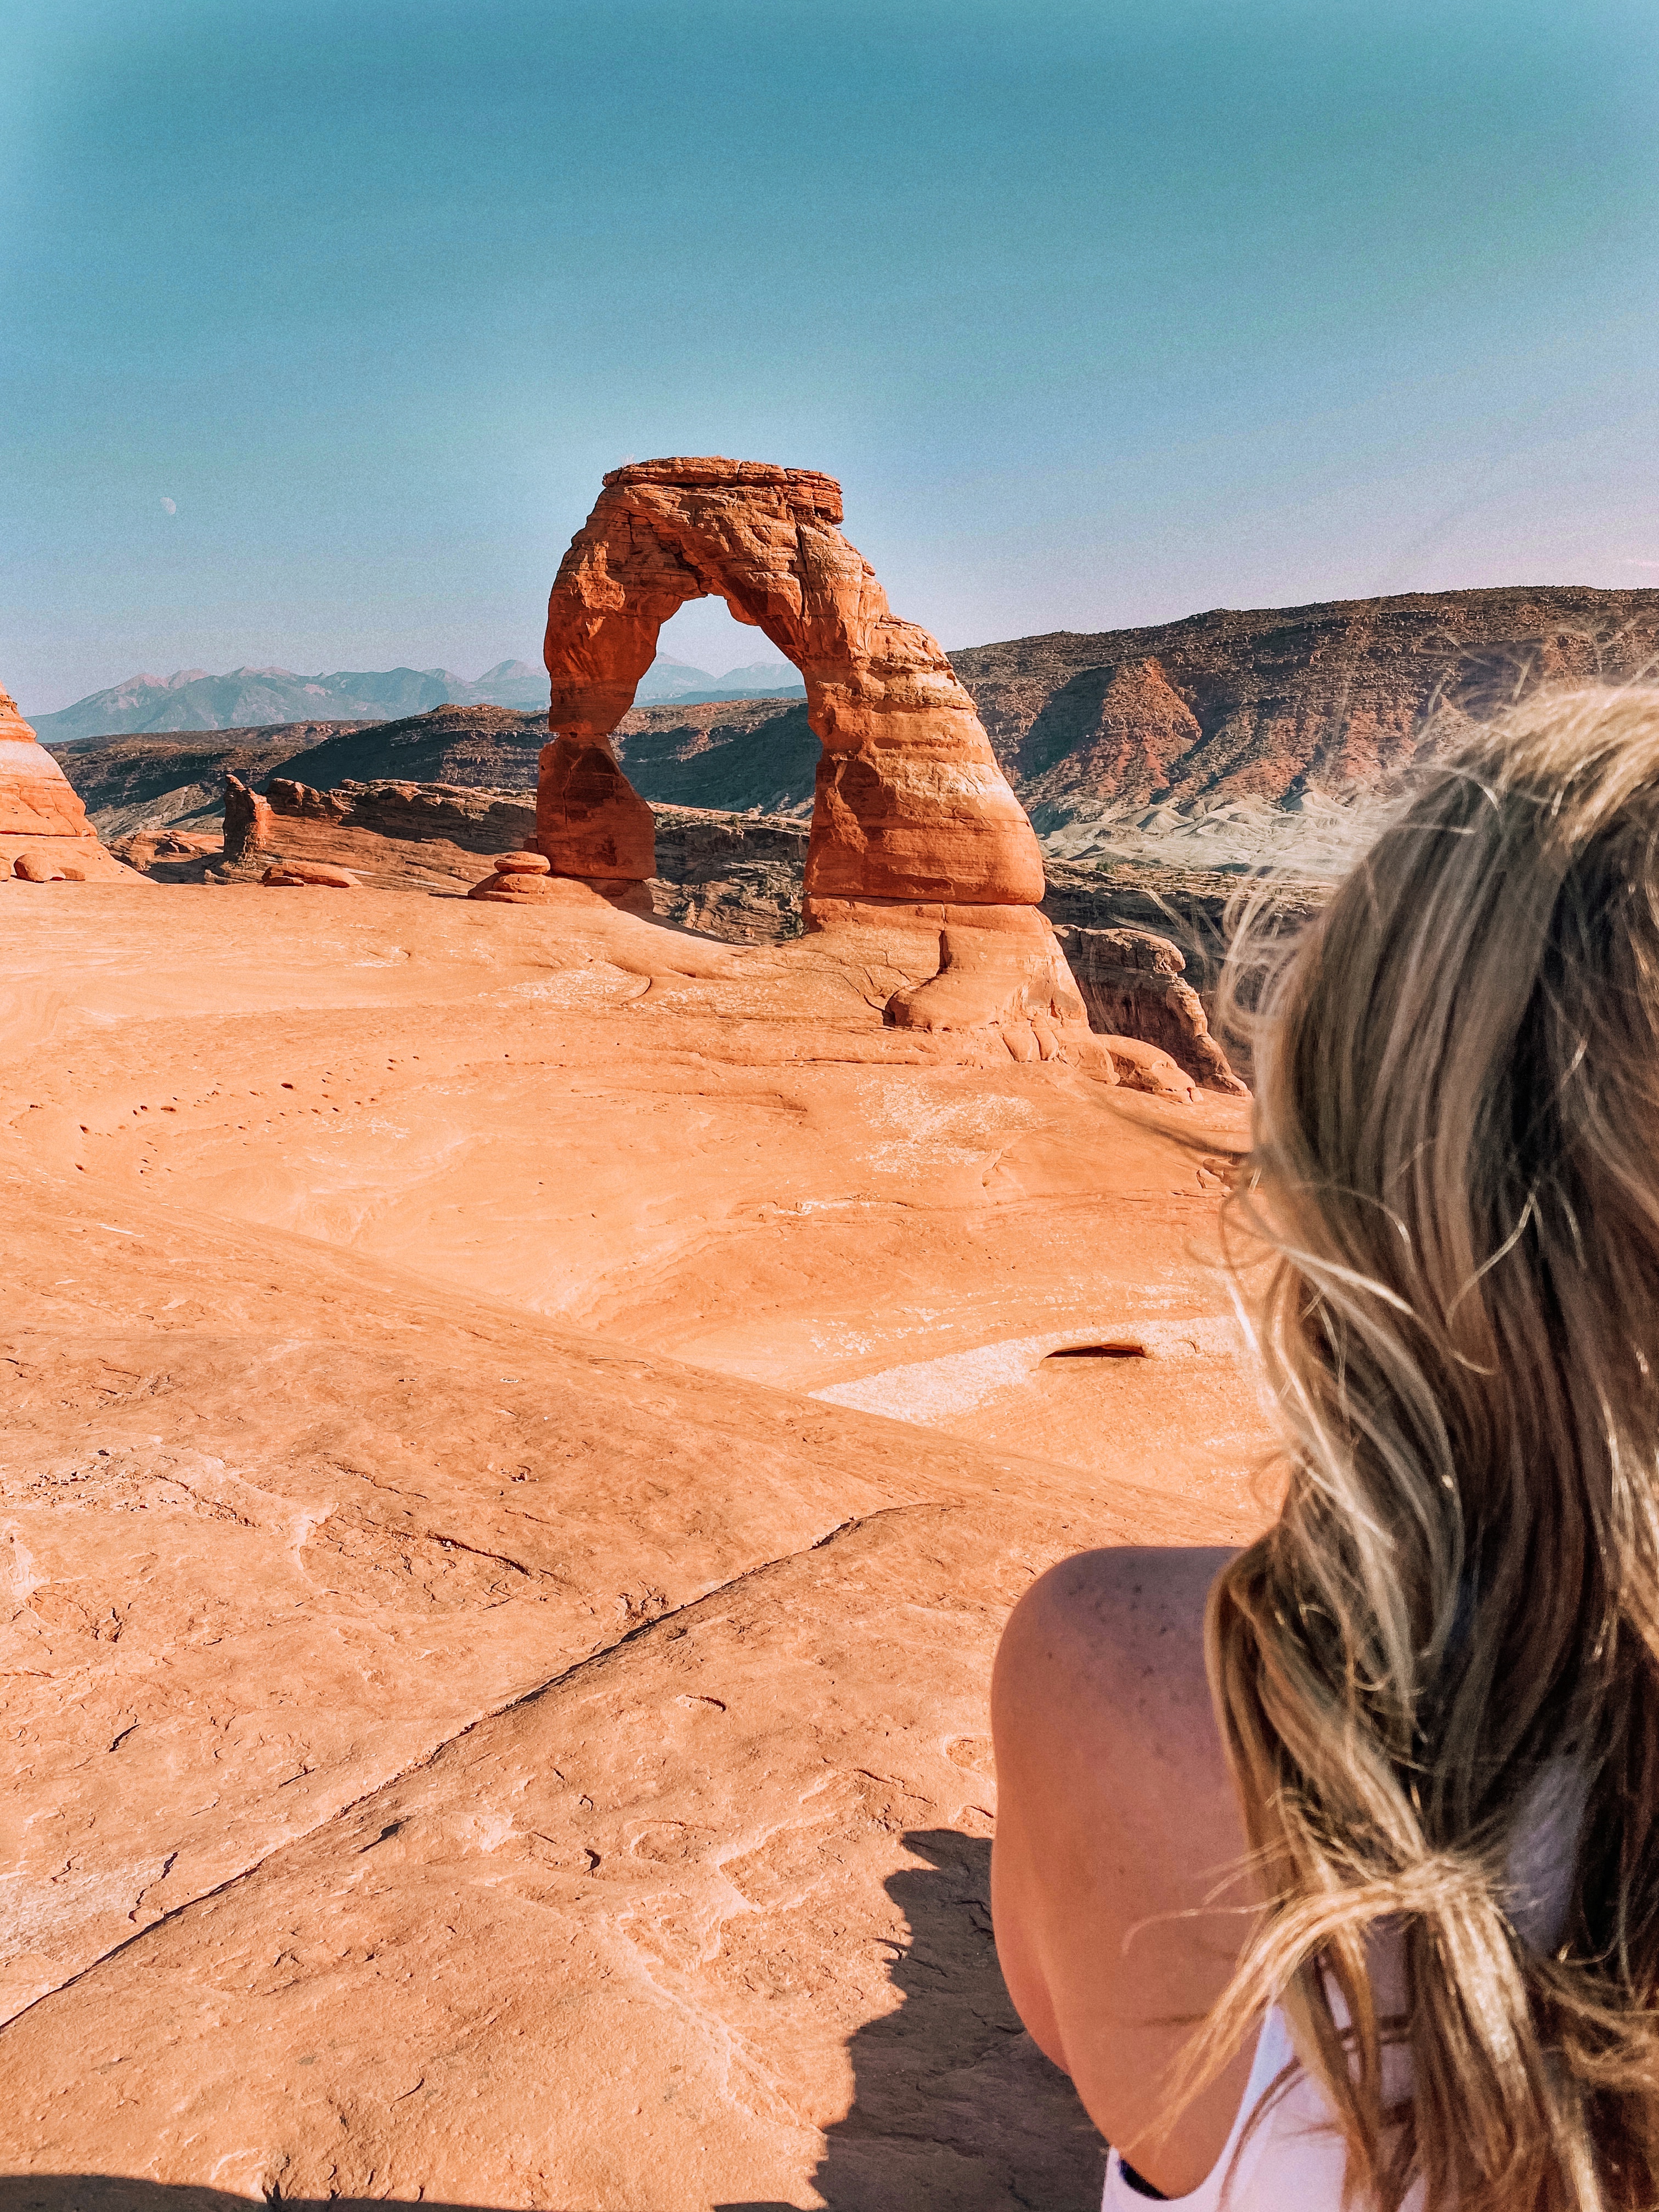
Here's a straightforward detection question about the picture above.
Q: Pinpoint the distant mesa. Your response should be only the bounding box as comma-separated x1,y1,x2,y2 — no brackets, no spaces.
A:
0,680,143,882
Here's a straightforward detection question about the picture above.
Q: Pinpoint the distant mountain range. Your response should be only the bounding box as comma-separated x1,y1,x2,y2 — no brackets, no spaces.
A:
28,653,805,743
634,657,806,707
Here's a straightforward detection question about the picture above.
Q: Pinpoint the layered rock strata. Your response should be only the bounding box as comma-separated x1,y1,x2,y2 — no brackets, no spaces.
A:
540,458,1093,1052
953,585,1659,811
0,683,137,880
1051,926,1246,1094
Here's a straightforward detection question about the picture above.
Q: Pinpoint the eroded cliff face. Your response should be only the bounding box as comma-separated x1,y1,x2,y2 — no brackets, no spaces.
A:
56,588,1659,838
952,584,1659,810
0,680,141,879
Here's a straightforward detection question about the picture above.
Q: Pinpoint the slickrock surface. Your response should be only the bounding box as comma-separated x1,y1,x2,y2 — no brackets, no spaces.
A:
0,881,1271,2207
0,682,139,881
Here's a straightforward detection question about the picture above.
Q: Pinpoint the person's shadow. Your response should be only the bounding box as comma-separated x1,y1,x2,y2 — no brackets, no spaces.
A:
721,1827,1108,2212
0,1832,1106,2212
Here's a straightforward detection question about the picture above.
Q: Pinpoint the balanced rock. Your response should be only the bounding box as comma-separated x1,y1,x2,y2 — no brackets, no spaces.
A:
493,850,551,874
0,681,137,881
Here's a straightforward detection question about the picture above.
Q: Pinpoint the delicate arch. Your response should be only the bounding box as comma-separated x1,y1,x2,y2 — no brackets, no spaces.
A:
538,457,1045,914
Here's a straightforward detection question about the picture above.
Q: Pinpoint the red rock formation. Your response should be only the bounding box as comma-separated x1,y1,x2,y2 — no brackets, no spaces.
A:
0,682,137,880
1054,925,1248,1094
266,777,351,822
13,848,74,882
260,861,359,888
223,772,275,863
541,458,1045,912
540,459,1119,1063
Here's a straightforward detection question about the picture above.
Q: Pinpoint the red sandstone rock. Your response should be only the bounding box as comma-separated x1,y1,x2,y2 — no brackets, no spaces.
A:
261,861,359,888
494,850,551,874
538,459,1117,1055
1101,1036,1203,1102
0,685,96,840
466,869,647,915
0,883,1263,2202
885,910,1085,1038
0,681,139,881
12,848,67,882
223,771,275,862
542,459,1043,910
266,777,351,822
537,733,657,881
1055,925,1248,1094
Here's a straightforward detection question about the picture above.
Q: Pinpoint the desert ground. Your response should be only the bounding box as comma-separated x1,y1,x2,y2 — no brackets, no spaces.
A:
0,873,1272,2209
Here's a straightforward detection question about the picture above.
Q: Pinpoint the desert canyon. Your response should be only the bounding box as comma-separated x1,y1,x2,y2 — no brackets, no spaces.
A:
5,457,1650,2208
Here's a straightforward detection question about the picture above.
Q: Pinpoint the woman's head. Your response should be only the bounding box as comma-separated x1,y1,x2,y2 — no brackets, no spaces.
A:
1204,687,1659,2211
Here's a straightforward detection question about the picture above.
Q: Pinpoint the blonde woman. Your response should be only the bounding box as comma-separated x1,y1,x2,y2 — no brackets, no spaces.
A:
992,690,1659,2210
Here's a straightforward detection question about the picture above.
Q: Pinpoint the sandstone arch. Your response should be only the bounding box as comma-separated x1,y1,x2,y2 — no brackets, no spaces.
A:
537,459,1161,1069
539,457,1046,915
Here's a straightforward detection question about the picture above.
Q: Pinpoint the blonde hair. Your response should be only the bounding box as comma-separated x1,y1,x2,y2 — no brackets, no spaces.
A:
1202,687,1659,2210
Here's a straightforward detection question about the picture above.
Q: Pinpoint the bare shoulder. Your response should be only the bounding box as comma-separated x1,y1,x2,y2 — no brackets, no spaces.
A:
992,1543,1231,1751
991,1546,1257,2193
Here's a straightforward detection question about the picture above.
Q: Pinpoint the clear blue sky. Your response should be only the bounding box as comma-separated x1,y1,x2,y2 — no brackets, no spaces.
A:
5,0,1659,710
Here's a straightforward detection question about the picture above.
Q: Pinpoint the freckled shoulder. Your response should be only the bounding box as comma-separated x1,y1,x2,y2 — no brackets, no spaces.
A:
994,1544,1230,1764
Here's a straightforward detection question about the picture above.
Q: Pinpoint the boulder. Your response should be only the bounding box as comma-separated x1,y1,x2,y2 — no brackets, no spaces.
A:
260,862,359,889
13,848,67,882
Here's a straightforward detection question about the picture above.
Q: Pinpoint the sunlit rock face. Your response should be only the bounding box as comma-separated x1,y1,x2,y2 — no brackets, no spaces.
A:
0,681,139,878
539,458,1046,911
538,458,1113,1058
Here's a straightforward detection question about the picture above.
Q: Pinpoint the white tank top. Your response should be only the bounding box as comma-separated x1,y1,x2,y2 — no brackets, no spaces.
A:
1101,2004,1423,2211
1099,1757,1585,2210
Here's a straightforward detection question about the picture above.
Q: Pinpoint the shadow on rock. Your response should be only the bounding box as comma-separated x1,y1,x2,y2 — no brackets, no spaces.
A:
723,1827,1107,2212
3,1840,1105,2212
